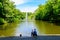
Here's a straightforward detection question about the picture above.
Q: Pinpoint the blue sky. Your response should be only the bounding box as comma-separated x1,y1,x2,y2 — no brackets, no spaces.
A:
11,0,47,12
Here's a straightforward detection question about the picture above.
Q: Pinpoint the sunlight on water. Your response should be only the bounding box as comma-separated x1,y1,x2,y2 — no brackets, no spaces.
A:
0,14,60,37
0,20,60,37
14,13,39,36
26,13,28,21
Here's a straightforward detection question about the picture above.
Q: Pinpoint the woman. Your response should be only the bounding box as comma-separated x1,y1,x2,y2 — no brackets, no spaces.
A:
31,29,37,37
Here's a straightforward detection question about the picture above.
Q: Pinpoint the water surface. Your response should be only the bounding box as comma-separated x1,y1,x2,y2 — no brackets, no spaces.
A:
0,21,60,37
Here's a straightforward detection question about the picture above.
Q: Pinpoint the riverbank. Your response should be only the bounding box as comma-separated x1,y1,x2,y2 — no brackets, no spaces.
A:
0,36,60,40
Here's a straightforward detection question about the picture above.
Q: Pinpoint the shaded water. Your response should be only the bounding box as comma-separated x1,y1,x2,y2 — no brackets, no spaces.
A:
35,21,60,34
0,21,60,37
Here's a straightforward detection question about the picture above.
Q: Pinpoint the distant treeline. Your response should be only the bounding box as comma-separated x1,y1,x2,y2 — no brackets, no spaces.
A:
0,0,25,24
35,0,60,23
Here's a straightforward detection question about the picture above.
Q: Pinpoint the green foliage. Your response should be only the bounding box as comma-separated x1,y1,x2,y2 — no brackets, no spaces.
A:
27,12,34,20
35,5,47,20
0,0,25,24
35,0,60,23
0,18,7,24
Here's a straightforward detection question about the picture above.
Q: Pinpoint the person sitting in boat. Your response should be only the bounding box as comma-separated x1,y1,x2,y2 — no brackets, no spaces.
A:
31,29,37,37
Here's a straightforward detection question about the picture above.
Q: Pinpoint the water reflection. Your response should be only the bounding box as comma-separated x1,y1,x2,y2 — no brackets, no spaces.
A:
15,21,39,36
34,20,60,34
0,20,60,37
0,23,18,37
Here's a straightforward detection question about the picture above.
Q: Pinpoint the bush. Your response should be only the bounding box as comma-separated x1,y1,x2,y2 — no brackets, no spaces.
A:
0,18,7,25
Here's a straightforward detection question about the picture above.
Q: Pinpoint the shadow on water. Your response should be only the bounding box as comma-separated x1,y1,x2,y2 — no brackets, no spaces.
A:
0,23,18,37
54,23,60,26
34,20,60,34
0,20,60,37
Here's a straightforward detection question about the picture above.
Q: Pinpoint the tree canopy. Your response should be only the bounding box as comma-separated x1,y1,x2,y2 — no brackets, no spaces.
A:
0,0,25,24
35,0,60,23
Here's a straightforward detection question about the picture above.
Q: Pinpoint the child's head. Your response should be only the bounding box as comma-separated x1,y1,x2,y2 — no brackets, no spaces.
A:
20,34,22,37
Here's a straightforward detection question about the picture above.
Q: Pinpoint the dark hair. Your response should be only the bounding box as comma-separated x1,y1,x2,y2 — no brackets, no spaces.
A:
20,34,22,37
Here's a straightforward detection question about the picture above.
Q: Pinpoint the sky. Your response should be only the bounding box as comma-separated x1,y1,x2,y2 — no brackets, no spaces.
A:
11,0,46,12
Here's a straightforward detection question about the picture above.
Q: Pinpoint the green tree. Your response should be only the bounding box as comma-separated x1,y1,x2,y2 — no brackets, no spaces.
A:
35,0,60,23
0,0,25,24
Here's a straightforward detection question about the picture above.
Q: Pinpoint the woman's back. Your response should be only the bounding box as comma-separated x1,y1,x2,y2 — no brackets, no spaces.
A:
31,29,37,37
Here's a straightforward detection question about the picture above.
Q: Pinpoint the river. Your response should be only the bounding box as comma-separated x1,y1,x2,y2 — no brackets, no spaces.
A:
0,20,60,37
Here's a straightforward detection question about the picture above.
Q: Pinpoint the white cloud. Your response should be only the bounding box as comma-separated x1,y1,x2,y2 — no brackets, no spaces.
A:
11,0,28,5
11,0,39,12
18,6,38,12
